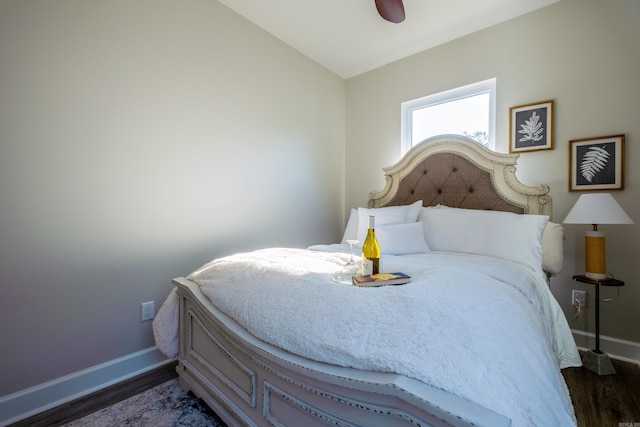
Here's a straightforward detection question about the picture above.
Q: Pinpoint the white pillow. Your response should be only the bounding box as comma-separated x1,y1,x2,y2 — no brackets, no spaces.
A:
420,206,564,275
420,207,548,274
541,222,565,275
356,200,422,244
341,201,423,244
376,222,431,255
356,209,406,244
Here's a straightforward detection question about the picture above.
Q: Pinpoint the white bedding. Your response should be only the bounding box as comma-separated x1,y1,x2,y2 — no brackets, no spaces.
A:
155,245,580,427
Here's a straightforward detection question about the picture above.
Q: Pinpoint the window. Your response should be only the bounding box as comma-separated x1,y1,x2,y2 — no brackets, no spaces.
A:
401,78,496,154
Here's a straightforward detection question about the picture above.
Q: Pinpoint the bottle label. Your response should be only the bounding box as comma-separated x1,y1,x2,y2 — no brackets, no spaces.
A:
362,258,373,276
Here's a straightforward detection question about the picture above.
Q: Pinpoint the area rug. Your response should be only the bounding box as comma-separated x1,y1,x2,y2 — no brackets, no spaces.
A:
62,379,227,426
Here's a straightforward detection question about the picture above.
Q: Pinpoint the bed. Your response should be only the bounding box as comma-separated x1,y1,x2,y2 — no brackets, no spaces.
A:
153,135,581,427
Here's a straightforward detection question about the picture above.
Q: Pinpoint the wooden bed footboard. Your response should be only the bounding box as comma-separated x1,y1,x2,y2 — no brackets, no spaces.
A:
173,277,510,427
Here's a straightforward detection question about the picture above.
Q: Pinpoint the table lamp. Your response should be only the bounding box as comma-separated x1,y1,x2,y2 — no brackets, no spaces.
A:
563,193,634,280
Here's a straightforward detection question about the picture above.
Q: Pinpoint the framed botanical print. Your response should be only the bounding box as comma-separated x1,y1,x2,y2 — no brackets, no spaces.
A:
509,100,554,153
569,134,625,191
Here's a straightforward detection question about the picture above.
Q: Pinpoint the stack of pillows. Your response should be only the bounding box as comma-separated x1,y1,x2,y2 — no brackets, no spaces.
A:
341,200,564,276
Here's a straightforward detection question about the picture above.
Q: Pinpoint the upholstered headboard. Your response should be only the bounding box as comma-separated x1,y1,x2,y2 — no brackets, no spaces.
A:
369,135,553,219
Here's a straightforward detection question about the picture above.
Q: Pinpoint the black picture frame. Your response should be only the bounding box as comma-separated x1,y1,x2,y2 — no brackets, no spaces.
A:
569,134,625,191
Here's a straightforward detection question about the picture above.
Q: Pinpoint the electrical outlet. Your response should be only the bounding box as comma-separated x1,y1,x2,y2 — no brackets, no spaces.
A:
572,290,586,308
571,290,586,320
141,301,155,321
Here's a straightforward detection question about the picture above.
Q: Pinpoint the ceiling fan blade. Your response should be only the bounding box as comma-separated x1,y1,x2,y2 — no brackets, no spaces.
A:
375,0,405,23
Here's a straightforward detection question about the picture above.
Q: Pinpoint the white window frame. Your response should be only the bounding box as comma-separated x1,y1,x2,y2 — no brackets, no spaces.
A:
401,78,496,154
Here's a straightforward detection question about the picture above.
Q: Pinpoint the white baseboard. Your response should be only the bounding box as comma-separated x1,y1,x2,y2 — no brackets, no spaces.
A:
572,329,640,364
0,346,174,426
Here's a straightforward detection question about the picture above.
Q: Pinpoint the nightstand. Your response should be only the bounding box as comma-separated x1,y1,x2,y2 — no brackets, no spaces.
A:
572,275,624,375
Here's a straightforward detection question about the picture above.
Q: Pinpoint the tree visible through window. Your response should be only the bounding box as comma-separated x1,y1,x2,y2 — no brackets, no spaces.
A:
401,79,496,154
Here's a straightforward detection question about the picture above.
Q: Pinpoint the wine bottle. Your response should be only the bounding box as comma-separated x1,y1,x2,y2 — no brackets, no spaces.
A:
361,215,380,275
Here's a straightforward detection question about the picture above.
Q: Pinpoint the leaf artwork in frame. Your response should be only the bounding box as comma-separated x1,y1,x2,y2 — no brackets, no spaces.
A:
509,100,554,153
518,110,544,144
580,145,610,183
569,135,625,191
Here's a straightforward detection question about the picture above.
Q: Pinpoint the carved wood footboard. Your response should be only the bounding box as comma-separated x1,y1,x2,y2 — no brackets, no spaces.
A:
173,277,510,427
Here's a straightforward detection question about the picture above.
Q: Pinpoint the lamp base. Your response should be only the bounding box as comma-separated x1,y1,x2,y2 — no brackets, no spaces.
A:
585,231,606,280
582,350,616,375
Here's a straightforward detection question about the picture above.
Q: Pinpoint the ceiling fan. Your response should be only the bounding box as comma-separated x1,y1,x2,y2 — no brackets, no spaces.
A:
375,0,405,23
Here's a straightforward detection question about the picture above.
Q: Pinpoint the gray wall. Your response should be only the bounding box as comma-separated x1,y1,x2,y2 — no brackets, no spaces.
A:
0,0,345,396
346,0,639,344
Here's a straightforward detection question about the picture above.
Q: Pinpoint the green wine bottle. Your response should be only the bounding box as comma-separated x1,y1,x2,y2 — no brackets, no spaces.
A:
361,215,380,275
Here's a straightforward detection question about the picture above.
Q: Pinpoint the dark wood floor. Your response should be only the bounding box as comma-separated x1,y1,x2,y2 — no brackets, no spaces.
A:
11,356,640,427
9,362,179,427
563,355,640,427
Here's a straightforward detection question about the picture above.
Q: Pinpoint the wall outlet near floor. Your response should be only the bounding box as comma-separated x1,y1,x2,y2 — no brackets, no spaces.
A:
141,301,155,321
571,290,586,320
572,290,586,307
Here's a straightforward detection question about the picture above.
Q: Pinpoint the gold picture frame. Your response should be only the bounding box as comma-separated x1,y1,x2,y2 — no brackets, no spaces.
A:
509,100,554,153
569,134,625,191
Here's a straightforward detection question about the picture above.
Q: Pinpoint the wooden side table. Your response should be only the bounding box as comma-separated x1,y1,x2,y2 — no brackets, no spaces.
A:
572,275,624,375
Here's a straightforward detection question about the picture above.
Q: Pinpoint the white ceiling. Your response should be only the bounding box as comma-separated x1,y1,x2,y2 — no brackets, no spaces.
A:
218,0,561,78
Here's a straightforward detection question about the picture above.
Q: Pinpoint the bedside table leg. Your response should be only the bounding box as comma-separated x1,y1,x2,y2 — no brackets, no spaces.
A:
582,282,616,375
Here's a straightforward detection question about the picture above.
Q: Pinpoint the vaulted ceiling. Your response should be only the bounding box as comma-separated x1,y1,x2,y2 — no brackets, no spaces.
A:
218,0,561,78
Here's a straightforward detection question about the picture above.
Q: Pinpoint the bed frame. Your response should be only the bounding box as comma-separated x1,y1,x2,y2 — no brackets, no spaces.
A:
368,135,551,217
173,135,552,427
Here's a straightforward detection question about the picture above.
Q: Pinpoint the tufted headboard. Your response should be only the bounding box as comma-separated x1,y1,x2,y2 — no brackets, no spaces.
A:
369,135,553,219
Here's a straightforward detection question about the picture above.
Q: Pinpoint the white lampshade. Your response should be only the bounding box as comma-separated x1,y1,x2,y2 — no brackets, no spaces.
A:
563,193,633,280
563,193,634,225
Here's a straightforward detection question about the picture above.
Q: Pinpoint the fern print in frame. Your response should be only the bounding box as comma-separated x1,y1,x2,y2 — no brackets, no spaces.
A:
569,134,625,191
509,99,554,153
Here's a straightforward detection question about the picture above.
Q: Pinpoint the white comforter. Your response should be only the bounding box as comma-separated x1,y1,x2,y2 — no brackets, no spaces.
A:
154,245,580,427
